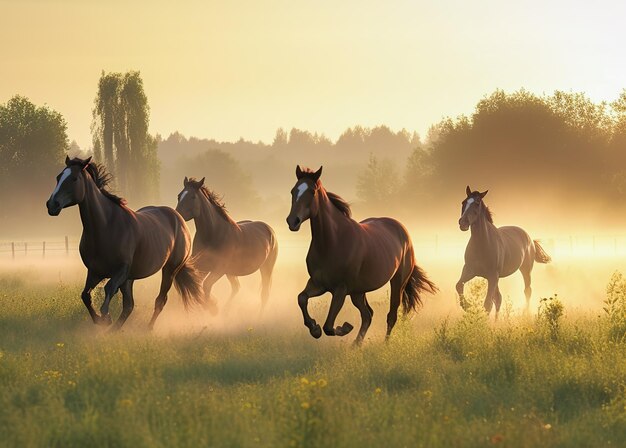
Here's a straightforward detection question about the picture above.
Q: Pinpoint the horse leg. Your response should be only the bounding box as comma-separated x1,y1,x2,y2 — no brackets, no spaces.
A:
259,255,276,314
521,265,533,312
81,271,104,324
386,270,406,339
148,265,176,330
99,264,130,326
494,286,503,319
202,272,224,316
111,280,135,331
484,276,499,315
222,275,240,316
297,279,327,339
350,292,372,345
323,284,352,336
456,265,475,310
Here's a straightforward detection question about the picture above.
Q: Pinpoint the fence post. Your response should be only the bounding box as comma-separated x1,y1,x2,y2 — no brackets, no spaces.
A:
65,236,69,256
11,242,15,260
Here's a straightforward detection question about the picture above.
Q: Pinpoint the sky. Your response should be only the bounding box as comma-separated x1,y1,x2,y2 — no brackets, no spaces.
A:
1,0,625,148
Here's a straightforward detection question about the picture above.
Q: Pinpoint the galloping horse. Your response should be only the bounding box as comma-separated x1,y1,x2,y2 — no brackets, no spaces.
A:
456,186,551,314
286,166,437,344
46,156,204,330
176,177,278,314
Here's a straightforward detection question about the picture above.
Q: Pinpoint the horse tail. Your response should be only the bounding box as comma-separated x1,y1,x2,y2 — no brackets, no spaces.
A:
173,255,205,309
533,240,552,264
402,264,438,314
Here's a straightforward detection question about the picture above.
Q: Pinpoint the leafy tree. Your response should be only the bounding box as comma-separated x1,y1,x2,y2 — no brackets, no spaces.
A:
92,70,159,204
356,154,400,205
0,95,68,229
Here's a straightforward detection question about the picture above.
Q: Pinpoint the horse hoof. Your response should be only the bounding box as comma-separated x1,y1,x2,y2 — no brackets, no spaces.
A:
96,314,112,326
335,322,354,336
310,324,322,339
204,301,219,316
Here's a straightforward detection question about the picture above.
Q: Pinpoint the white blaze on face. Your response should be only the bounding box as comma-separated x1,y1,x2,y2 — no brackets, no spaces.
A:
463,197,475,214
51,168,72,200
295,183,308,201
180,190,189,202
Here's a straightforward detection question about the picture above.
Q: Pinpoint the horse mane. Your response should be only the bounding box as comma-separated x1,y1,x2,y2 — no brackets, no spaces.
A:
299,167,352,218
68,158,127,206
326,191,352,218
483,205,494,224
187,178,232,222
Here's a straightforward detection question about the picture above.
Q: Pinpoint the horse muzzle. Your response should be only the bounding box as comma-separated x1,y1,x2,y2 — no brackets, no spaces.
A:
46,199,62,216
459,219,469,231
286,215,302,232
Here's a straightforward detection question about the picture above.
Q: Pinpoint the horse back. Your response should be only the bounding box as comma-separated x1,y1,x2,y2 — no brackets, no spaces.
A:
497,225,533,276
132,206,191,276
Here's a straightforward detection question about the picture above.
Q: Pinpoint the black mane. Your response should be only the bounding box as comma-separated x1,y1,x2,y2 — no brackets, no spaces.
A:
68,158,127,206
187,178,232,222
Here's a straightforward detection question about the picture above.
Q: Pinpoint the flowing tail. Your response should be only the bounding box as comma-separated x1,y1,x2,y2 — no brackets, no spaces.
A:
402,265,438,314
534,240,552,264
173,255,205,309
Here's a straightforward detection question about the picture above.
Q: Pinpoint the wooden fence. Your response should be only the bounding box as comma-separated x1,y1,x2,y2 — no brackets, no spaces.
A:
2,234,626,260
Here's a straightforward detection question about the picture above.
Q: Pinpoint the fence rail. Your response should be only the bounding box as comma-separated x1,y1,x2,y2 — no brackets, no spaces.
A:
3,234,626,260
0,236,71,259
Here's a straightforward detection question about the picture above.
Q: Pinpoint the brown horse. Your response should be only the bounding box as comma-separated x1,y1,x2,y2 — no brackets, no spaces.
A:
175,177,278,314
286,166,437,344
456,186,551,315
46,156,204,330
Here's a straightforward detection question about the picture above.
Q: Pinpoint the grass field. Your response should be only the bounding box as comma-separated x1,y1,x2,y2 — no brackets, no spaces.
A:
0,268,625,448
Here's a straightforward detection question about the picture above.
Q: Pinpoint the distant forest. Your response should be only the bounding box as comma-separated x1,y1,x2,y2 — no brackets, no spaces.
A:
159,89,626,221
2,86,626,236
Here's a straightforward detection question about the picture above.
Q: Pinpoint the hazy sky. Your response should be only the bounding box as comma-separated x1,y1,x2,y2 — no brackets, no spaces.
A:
1,0,625,148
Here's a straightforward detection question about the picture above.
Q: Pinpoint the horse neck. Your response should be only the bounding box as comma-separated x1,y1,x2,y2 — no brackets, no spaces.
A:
194,195,239,247
78,176,121,236
309,187,350,253
470,207,497,244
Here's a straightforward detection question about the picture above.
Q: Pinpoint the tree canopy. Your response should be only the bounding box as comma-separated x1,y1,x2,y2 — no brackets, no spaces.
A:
92,71,159,204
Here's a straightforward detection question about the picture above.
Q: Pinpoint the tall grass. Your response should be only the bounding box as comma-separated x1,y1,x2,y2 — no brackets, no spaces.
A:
0,274,624,447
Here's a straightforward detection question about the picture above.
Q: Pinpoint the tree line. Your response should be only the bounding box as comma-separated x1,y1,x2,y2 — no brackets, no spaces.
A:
3,79,626,234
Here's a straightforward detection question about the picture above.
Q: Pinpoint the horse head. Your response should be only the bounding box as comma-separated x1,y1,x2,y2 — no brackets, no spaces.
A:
459,185,488,231
286,165,322,231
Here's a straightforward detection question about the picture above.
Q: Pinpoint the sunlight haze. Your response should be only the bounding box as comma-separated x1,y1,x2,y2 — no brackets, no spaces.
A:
1,0,625,147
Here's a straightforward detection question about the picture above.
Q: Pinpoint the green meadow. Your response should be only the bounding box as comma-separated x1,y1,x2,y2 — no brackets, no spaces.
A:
0,273,624,448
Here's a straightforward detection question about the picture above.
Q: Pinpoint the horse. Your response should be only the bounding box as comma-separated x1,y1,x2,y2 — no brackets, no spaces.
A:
175,177,278,314
46,156,204,330
456,186,551,315
286,165,437,344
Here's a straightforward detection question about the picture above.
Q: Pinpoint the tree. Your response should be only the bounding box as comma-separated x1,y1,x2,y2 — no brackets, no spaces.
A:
356,154,400,206
92,70,159,204
0,95,68,229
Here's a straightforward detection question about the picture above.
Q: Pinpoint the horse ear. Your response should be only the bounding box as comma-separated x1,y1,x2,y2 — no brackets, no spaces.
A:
65,155,71,166
466,185,471,196
480,190,489,198
82,157,92,170
296,165,304,179
199,177,205,186
313,166,323,181
184,176,189,186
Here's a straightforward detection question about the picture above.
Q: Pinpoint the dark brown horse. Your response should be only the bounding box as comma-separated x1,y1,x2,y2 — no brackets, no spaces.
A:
175,177,278,314
46,156,204,330
286,166,437,344
456,186,551,315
